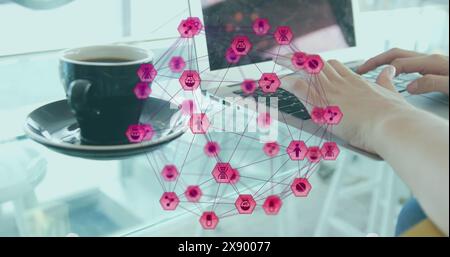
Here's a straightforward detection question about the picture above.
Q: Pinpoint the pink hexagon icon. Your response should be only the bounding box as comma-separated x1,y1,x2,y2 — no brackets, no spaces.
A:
311,107,326,125
274,26,293,45
321,142,340,161
141,123,155,141
306,146,322,163
225,47,241,64
126,124,145,143
178,17,203,38
133,82,152,99
324,106,343,125
258,73,281,93
204,141,221,157
179,99,196,116
185,185,202,202
159,192,180,211
263,195,283,215
179,70,201,91
263,142,280,157
305,55,324,74
126,124,154,143
229,168,240,184
291,52,308,70
241,80,257,95
286,140,308,161
189,113,210,134
169,56,186,73
137,63,157,83
253,18,271,36
291,178,312,197
199,211,219,230
257,112,272,129
161,165,179,182
231,35,252,57
235,194,257,214
212,162,235,184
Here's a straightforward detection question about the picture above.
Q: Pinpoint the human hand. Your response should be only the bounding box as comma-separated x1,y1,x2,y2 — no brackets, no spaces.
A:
277,54,449,236
276,56,416,153
357,48,449,96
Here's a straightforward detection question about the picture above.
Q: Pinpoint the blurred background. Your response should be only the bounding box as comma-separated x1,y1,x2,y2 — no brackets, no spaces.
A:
0,0,448,109
0,0,448,237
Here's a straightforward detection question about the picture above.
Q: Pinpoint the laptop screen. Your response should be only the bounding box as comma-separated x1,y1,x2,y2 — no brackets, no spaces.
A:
201,0,356,71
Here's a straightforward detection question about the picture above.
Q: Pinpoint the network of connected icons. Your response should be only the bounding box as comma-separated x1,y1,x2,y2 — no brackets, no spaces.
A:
125,16,342,230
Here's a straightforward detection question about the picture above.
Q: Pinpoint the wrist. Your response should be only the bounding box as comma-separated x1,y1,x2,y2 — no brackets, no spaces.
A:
368,102,419,155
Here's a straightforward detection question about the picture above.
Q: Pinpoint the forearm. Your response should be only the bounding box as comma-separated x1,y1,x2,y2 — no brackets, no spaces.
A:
372,106,449,235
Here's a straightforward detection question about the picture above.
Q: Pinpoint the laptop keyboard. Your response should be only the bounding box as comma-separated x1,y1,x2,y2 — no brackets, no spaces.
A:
233,66,421,121
358,65,421,93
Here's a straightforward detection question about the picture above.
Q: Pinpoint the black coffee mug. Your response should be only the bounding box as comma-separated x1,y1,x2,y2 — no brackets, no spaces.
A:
59,45,153,145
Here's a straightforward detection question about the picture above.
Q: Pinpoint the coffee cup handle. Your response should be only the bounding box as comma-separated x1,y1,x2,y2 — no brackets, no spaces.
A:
68,79,92,113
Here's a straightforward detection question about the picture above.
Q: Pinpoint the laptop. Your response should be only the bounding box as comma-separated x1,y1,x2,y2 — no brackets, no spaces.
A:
188,0,448,159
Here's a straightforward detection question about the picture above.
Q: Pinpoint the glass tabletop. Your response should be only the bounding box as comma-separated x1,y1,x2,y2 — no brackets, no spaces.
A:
0,119,334,237
0,39,415,238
